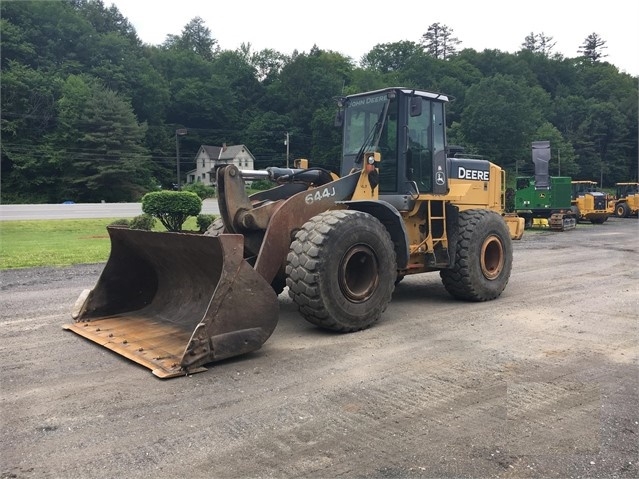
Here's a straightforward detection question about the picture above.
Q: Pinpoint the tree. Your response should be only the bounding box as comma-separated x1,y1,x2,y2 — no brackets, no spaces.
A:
73,0,140,45
458,74,548,170
163,16,218,61
360,41,423,73
238,43,288,83
0,62,62,202
532,123,578,177
578,33,608,63
53,74,154,202
521,32,556,57
420,23,461,60
267,49,353,163
243,111,293,168
574,101,627,185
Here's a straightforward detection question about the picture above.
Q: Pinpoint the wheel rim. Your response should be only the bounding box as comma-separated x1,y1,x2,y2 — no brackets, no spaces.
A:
338,245,379,302
617,205,625,216
480,235,505,280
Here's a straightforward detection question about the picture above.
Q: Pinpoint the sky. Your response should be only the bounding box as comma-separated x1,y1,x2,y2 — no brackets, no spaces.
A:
109,0,638,77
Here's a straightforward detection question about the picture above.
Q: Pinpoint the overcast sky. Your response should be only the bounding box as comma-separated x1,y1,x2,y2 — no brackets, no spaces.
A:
109,0,638,77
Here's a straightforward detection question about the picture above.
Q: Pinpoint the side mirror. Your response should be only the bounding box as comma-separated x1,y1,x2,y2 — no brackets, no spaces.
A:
334,109,344,127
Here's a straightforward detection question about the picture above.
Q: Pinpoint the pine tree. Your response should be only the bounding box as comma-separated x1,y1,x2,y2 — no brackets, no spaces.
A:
522,32,556,56
420,23,461,60
578,33,608,63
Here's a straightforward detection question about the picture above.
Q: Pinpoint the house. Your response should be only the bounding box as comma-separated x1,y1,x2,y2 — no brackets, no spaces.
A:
185,144,256,186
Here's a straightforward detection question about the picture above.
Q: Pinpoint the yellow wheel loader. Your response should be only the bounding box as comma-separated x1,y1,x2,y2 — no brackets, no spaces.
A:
570,180,612,224
65,87,524,378
611,182,639,218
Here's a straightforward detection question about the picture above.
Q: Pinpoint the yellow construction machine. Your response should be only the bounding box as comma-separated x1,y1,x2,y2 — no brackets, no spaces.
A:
570,180,612,224
610,182,639,218
65,87,524,378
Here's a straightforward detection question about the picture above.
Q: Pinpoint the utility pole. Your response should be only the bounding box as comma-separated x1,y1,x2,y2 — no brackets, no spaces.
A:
285,132,290,168
175,128,188,190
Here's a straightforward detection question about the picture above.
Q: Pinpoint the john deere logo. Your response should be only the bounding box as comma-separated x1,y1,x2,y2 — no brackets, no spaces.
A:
436,170,445,185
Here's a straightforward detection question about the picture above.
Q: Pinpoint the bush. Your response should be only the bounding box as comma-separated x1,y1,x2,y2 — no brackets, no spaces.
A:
196,214,215,233
129,214,156,231
109,218,130,228
182,182,216,200
250,179,273,191
141,191,202,232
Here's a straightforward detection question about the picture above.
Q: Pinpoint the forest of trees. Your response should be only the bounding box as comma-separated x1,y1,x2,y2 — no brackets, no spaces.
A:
1,0,637,203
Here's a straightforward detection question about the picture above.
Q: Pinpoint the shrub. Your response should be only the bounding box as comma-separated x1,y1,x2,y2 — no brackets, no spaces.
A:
182,182,216,200
109,218,130,228
250,179,273,191
196,214,215,233
129,214,156,231
141,191,202,232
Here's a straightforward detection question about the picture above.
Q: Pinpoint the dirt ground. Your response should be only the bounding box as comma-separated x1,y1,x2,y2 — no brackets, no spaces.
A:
1,217,637,479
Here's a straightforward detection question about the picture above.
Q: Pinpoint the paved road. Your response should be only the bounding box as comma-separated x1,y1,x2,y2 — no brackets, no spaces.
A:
0,200,220,220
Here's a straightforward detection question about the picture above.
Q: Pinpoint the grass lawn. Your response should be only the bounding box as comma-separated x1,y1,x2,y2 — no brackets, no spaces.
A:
0,217,200,269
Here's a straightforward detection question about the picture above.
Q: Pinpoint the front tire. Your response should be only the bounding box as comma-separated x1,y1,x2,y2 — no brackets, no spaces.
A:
570,205,581,222
616,202,630,218
286,210,396,332
440,209,513,301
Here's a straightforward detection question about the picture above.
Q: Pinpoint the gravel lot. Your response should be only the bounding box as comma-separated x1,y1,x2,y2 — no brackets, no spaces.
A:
1,217,637,479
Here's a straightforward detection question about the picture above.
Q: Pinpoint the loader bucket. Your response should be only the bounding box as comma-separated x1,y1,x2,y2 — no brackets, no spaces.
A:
63,227,279,378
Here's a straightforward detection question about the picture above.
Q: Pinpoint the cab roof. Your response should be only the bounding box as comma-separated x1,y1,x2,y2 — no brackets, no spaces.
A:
346,87,449,103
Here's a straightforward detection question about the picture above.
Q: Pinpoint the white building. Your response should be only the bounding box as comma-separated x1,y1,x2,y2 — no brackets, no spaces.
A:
185,144,256,186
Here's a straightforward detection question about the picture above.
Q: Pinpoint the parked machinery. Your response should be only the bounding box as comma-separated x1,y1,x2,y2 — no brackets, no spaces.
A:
570,180,612,224
65,87,524,378
514,141,576,231
610,182,639,218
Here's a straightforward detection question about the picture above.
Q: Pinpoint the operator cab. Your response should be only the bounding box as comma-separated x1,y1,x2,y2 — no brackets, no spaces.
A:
337,87,450,208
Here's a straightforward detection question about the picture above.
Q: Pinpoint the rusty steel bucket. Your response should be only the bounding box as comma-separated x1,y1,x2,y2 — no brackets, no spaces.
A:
63,227,279,378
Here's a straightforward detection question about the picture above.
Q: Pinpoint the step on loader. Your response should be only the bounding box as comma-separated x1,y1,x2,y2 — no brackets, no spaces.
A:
65,87,524,378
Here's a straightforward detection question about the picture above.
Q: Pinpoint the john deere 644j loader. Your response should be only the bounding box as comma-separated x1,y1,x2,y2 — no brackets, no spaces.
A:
64,87,524,378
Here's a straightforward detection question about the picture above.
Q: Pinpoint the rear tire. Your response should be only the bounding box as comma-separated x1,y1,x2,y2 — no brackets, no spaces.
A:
286,210,396,332
440,209,513,301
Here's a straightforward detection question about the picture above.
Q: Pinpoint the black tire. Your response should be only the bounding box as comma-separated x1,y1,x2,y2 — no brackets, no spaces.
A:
523,215,533,230
590,216,608,224
440,209,513,302
616,202,630,218
570,205,581,222
204,217,286,294
286,210,396,332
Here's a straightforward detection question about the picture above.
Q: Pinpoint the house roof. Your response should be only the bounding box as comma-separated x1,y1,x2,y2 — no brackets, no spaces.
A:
200,144,254,160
